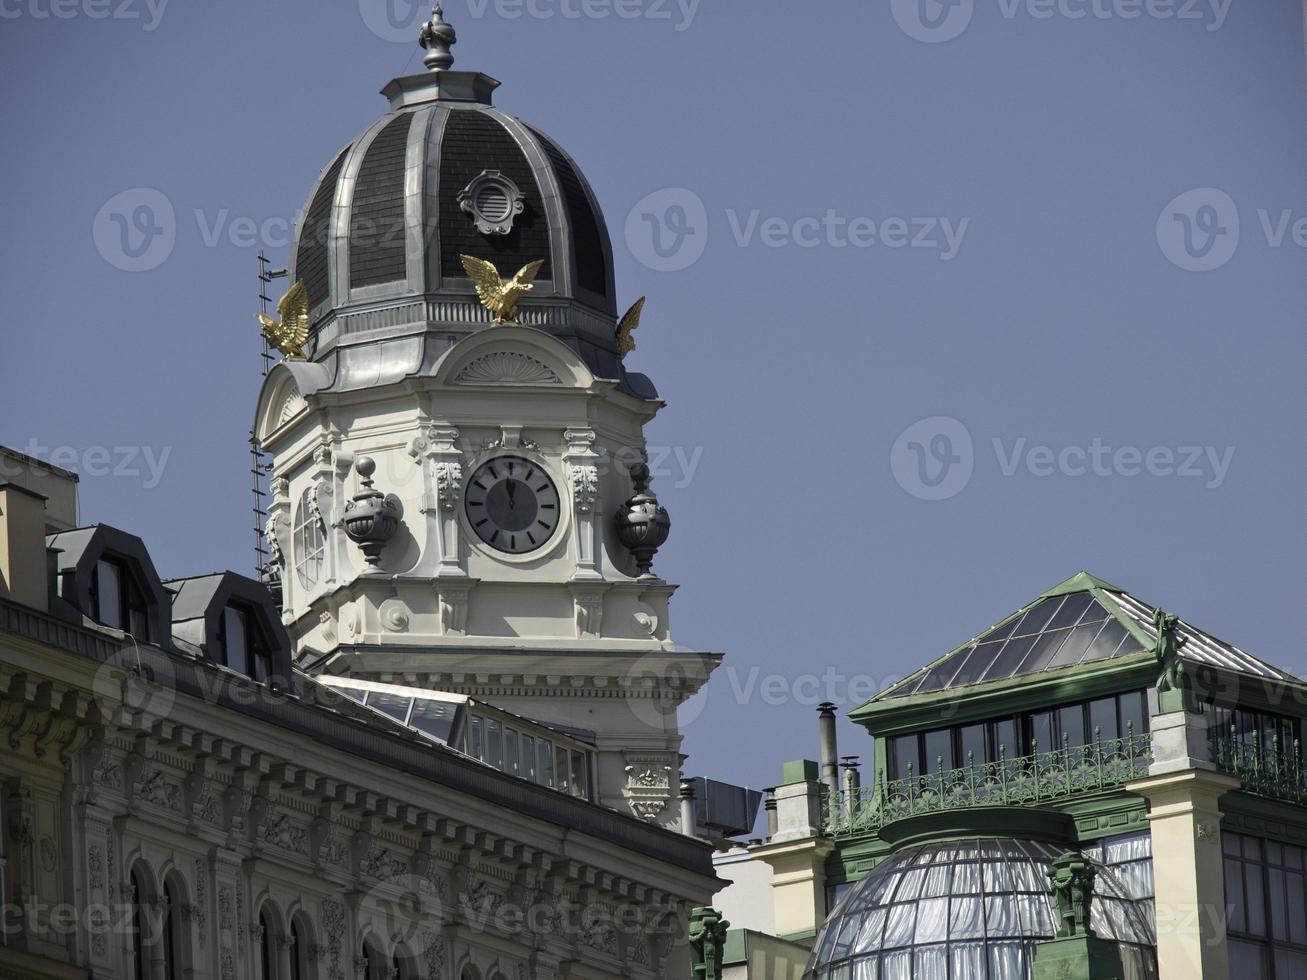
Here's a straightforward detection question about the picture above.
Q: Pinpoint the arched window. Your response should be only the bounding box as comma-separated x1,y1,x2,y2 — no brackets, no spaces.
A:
260,906,277,979
161,877,178,980
130,868,146,980
289,916,306,980
293,486,325,589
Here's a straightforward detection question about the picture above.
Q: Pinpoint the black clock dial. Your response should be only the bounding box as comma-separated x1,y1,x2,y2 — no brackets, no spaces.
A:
465,456,561,555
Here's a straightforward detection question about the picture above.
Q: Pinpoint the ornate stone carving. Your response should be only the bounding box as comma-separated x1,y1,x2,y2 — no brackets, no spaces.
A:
88,844,105,889
454,351,561,386
622,752,676,823
322,899,345,980
434,461,463,512
138,769,180,811
568,464,599,514
422,931,446,979
570,586,608,639
219,886,235,932
192,858,208,945
438,588,471,635
260,811,309,854
380,598,411,633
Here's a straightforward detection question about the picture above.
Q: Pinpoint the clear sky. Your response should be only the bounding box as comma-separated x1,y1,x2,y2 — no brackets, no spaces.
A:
1,0,1304,804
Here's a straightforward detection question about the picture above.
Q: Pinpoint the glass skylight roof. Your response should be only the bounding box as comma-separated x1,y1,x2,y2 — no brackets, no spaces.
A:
883,573,1301,701
894,592,1137,699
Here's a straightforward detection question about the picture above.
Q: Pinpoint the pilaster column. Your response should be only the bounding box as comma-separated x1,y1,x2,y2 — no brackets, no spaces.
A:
410,424,465,578
1127,709,1241,980
563,428,602,581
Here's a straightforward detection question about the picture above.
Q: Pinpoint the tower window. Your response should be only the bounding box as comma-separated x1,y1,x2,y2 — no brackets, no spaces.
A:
294,485,325,590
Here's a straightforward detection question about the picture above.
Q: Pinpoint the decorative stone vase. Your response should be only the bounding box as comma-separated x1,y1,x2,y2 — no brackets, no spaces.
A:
343,457,401,567
614,460,670,578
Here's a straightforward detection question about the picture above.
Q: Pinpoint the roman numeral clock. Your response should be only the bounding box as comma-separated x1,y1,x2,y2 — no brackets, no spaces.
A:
253,15,721,831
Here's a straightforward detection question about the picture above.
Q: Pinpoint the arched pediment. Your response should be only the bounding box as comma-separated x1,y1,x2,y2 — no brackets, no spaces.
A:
432,325,594,390
254,361,331,444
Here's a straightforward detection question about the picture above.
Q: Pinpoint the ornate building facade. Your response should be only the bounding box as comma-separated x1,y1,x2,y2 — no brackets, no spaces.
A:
0,9,725,978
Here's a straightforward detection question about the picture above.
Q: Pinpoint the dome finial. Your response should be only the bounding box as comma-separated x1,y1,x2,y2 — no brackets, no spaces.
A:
419,5,457,72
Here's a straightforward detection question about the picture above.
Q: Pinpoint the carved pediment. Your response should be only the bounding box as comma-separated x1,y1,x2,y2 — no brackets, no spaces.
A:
453,351,561,386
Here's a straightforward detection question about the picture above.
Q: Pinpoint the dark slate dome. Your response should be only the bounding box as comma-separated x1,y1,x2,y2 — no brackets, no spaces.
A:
287,9,622,369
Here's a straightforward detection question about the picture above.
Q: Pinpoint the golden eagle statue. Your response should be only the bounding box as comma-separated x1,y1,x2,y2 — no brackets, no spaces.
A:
615,297,647,360
257,280,311,360
460,255,546,325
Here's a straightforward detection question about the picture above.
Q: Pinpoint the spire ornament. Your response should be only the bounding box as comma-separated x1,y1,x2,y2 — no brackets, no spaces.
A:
419,5,457,72
614,459,671,579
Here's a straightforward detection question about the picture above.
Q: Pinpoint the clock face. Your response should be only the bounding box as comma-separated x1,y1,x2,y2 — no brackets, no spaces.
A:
464,456,561,555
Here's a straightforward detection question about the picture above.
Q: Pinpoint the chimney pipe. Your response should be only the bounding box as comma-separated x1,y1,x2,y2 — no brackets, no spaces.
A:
818,702,840,798
763,788,778,840
680,779,698,838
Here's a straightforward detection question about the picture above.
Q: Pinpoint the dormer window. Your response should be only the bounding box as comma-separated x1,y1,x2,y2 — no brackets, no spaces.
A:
219,602,273,682
90,557,150,639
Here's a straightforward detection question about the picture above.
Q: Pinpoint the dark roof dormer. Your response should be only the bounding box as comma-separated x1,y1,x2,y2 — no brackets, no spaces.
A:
167,571,292,688
45,524,173,647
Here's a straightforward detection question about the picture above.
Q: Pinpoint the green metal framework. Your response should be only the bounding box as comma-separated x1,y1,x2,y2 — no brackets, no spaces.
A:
1212,725,1307,806
824,730,1153,837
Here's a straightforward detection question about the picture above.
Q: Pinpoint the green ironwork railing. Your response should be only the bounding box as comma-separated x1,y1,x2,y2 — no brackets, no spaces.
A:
1212,725,1307,806
823,728,1153,838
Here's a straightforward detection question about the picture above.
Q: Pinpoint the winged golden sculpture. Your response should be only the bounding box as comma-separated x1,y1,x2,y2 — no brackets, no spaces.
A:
615,296,647,360
460,255,546,325
257,280,311,360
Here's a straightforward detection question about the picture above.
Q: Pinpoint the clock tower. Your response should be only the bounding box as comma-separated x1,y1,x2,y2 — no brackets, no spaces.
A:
253,8,718,831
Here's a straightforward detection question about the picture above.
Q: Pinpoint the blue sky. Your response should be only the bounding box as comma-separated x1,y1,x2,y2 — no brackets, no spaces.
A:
1,0,1304,800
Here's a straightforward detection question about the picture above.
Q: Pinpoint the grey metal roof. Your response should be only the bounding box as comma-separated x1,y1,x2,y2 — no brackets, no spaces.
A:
881,572,1300,700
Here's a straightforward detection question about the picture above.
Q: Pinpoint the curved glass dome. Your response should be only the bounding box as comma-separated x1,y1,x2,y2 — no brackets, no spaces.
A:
806,838,1157,980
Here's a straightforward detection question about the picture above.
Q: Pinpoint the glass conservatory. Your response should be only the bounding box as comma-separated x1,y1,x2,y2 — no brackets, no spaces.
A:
805,837,1157,980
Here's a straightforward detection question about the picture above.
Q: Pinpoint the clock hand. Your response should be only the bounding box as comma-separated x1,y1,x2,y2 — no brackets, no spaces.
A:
506,479,517,507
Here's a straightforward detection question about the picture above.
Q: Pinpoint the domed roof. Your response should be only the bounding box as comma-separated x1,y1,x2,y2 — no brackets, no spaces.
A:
806,838,1157,980
287,8,623,372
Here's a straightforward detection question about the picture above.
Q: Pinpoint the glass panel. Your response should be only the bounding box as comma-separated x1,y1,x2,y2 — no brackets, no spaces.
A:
1289,871,1307,945
958,725,985,769
504,728,519,776
888,735,919,782
1015,627,1072,674
981,634,1038,682
1056,705,1088,749
951,896,984,938
1225,858,1247,933
1046,619,1106,669
1081,620,1130,663
978,613,1026,644
539,740,554,789
1269,868,1288,941
521,735,536,782
485,718,502,769
96,559,124,629
1088,696,1119,743
912,945,947,979
366,692,412,724
923,730,953,773
949,943,985,979
570,750,587,797
1119,690,1147,737
1028,710,1054,755
223,606,250,675
949,642,1006,687
1016,597,1064,635
984,895,1020,936
468,715,482,759
1225,941,1265,976
555,744,569,791
1275,949,1307,980
408,699,456,742
1245,862,1267,937
881,904,915,948
989,718,1018,763
1044,593,1096,632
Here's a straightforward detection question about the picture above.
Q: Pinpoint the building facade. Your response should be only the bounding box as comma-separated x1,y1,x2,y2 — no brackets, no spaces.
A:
0,9,729,978
725,573,1307,980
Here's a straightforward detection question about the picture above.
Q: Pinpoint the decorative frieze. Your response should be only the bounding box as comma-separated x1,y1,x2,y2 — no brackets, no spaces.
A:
622,753,677,823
